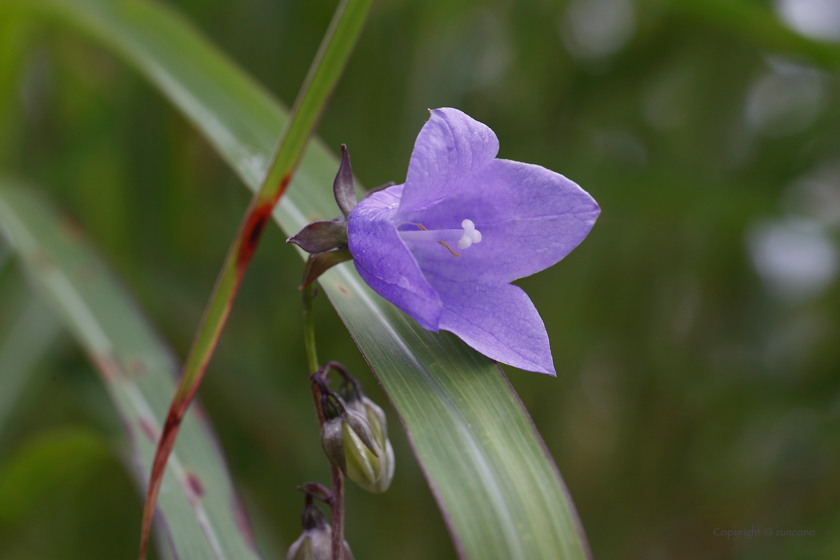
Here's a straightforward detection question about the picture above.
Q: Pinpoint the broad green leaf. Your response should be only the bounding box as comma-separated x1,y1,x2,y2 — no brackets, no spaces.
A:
4,1,591,558
0,179,261,560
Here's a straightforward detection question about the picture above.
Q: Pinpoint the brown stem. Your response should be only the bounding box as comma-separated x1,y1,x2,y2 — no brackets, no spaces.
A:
310,375,346,560
330,465,345,560
311,379,327,426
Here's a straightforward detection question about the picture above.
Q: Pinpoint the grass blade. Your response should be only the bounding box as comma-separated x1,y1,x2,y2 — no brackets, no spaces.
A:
0,179,262,560
138,1,372,557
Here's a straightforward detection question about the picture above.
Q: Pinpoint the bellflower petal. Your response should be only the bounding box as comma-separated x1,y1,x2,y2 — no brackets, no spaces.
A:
397,158,600,284
400,108,499,212
347,108,600,374
427,275,555,375
347,185,442,331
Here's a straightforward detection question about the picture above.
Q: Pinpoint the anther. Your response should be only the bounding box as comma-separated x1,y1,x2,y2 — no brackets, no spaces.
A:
458,219,482,249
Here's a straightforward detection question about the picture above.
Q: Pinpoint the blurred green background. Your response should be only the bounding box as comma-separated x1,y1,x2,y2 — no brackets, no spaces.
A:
1,0,839,558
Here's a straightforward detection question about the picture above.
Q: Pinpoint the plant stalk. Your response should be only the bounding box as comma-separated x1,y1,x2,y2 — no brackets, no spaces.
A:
303,273,320,375
330,465,345,560
310,375,347,560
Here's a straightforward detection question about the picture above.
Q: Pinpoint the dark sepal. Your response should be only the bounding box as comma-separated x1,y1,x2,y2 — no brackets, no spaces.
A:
300,250,354,289
334,144,357,218
300,500,328,531
287,220,348,254
320,390,346,421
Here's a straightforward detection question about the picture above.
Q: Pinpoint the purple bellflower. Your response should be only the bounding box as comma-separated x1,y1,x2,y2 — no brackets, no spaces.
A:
346,108,599,375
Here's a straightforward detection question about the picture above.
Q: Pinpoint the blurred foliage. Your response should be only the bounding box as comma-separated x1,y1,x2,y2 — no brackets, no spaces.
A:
1,0,839,559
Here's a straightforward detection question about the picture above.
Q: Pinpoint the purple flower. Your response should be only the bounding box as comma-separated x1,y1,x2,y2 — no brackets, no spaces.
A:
347,108,599,375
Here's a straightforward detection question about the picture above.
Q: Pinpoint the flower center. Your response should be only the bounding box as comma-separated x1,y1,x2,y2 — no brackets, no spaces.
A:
398,219,482,257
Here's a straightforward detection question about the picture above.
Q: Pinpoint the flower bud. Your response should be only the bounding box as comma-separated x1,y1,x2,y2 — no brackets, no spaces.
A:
319,392,384,491
287,502,354,560
345,395,394,493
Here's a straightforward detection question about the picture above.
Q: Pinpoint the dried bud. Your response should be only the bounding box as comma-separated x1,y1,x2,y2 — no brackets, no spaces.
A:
287,502,354,560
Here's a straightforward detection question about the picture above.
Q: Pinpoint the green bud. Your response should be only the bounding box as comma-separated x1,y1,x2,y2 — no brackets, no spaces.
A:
346,396,394,493
287,503,354,560
321,407,384,491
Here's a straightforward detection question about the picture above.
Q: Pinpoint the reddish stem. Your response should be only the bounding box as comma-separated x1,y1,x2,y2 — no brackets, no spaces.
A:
330,465,345,560
310,374,346,560
311,378,327,426
137,192,286,560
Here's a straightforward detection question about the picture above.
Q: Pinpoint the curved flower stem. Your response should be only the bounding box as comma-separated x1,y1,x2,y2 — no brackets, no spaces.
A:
323,360,352,379
323,360,363,402
299,482,333,504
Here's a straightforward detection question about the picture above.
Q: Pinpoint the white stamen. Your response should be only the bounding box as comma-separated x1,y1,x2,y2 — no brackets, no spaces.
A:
398,219,482,255
458,219,483,249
